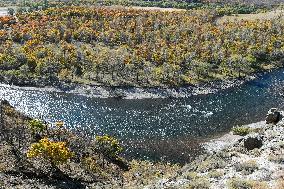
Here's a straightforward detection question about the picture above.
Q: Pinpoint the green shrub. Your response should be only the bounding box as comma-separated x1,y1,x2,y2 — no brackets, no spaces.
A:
95,135,123,158
28,119,47,135
232,126,251,136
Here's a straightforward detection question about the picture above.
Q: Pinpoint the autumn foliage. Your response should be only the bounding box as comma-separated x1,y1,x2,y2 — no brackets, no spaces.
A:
27,137,73,165
0,6,283,87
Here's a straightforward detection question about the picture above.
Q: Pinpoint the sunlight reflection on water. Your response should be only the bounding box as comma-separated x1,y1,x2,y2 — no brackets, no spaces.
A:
1,69,284,163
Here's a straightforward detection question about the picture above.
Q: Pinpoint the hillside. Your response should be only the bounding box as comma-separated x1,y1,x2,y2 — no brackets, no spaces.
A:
1,102,284,188
0,100,181,188
0,6,284,90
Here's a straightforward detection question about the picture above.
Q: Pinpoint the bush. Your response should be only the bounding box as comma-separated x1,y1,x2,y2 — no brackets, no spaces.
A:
95,135,123,159
187,177,211,189
28,119,47,135
27,137,73,165
208,170,224,178
268,154,284,164
228,178,253,189
235,160,258,174
228,178,268,189
232,126,251,136
196,156,227,172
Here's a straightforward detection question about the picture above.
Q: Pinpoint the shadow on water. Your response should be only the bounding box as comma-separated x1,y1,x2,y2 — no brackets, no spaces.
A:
1,69,284,164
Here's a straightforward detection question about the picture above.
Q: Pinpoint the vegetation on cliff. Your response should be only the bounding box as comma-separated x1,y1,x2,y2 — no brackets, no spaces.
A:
1,101,284,188
0,100,181,188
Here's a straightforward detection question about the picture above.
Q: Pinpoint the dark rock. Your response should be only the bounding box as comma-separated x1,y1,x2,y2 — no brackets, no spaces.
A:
244,137,263,150
266,108,281,124
112,90,126,99
0,99,10,106
32,133,43,142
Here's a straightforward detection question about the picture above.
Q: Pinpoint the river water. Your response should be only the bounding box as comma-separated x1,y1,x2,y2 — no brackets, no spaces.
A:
1,69,284,163
0,8,8,17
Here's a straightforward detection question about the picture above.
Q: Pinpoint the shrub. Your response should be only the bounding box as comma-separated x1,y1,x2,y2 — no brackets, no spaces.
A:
235,160,258,174
196,156,227,172
228,178,253,189
232,126,251,136
208,170,224,178
95,135,123,159
252,181,269,189
55,121,64,128
268,154,284,164
185,171,199,180
278,141,284,148
228,178,268,189
82,156,101,173
187,177,211,189
28,119,47,135
27,137,73,165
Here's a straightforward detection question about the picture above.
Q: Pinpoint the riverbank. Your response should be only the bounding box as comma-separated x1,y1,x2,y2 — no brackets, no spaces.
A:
1,102,284,188
2,67,284,164
0,73,258,99
1,5,283,99
143,110,284,188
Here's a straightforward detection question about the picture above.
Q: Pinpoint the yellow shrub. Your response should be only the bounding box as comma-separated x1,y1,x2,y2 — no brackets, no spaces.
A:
27,138,73,165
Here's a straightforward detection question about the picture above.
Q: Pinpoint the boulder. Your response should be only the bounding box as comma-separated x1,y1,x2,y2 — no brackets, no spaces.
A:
244,137,263,150
266,108,281,124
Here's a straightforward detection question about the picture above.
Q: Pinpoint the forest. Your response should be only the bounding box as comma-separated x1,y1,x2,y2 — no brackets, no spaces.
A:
0,5,283,87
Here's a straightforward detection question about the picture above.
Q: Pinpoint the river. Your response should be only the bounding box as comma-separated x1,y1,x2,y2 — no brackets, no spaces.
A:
0,7,8,17
1,69,284,163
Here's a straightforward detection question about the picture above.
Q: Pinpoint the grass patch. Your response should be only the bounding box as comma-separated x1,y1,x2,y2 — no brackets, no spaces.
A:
232,126,251,136
196,156,227,172
208,170,224,179
187,177,211,189
235,160,258,175
228,178,268,189
268,154,284,164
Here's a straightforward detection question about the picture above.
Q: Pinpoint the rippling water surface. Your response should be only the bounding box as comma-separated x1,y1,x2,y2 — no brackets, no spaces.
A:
1,69,284,163
0,8,8,16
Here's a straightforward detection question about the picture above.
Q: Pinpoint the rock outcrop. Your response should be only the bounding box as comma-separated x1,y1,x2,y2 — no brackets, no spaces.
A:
150,109,284,189
243,136,263,150
266,108,281,124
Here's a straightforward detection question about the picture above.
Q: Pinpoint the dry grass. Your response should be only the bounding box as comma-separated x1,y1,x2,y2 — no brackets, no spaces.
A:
217,9,284,24
109,5,187,12
202,0,284,5
275,179,284,189
123,160,180,188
